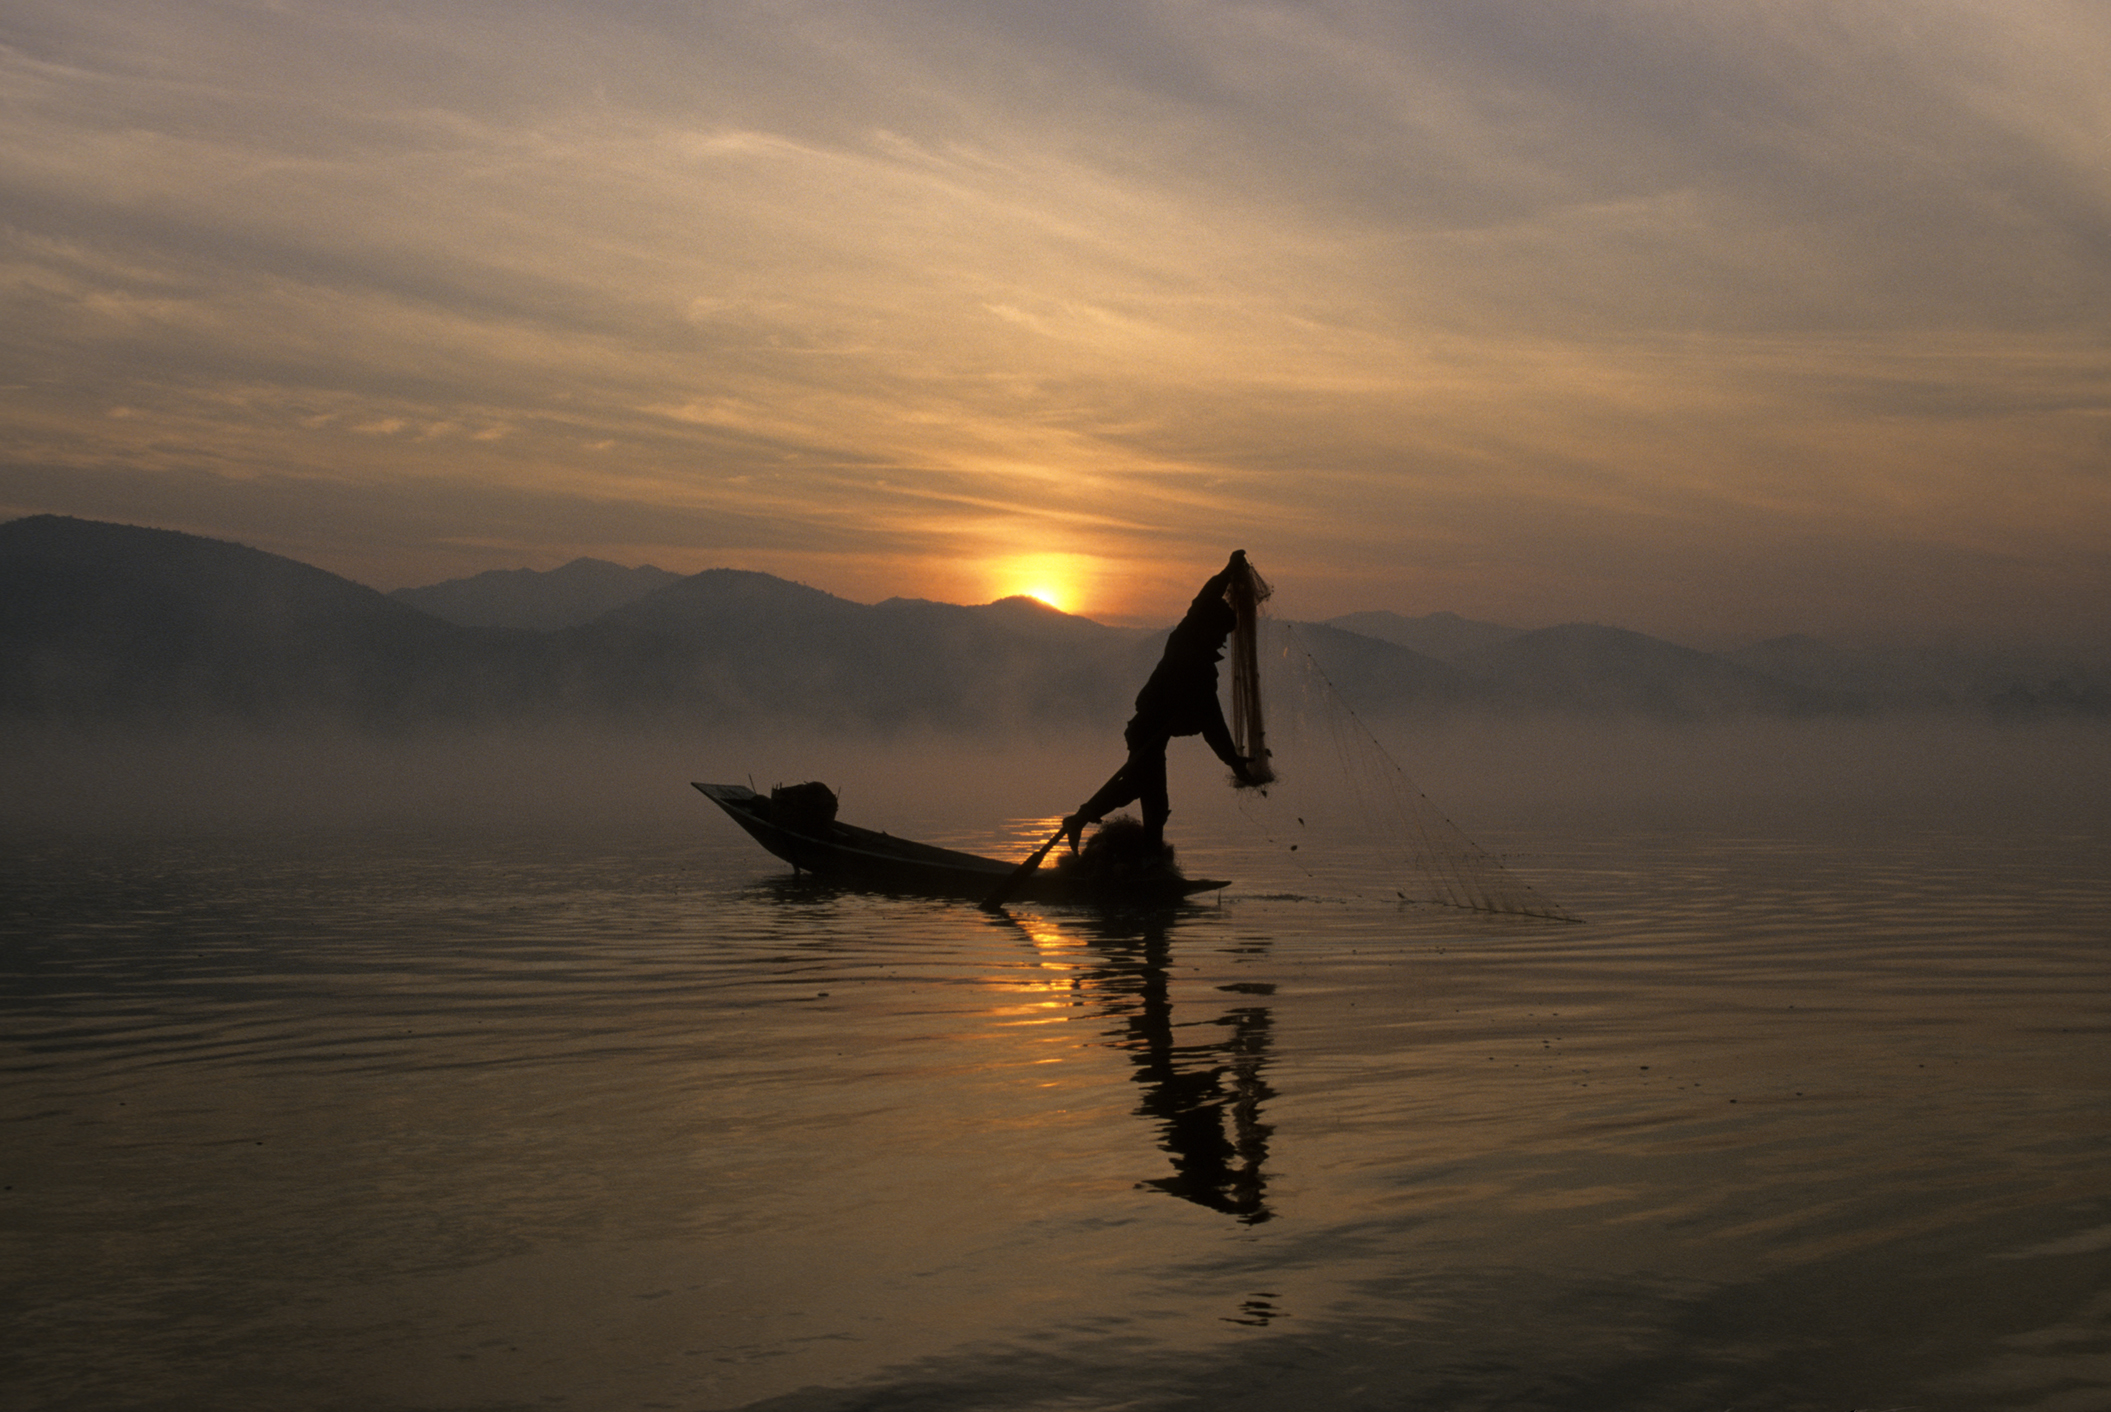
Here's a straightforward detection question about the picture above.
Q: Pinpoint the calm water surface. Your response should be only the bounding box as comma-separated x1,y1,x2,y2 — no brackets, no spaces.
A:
4,798,2108,1411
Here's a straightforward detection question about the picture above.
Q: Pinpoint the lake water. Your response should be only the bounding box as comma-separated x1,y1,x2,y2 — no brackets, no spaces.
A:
4,732,2109,1412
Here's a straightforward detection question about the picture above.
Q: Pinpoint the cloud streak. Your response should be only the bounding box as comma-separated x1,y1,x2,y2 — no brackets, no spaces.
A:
2,0,2106,639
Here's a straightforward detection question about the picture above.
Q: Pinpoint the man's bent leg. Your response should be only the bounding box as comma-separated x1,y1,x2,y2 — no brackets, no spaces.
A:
1068,764,1142,850
1137,750,1171,845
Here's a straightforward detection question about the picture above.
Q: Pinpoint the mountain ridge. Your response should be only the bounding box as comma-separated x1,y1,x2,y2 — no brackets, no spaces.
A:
5,516,2104,730
390,557,684,631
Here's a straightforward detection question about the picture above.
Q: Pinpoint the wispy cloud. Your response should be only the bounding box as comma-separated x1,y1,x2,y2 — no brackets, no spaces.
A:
2,0,2106,639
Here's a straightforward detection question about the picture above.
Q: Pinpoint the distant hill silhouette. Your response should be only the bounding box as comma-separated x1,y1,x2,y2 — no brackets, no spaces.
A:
1458,623,1860,719
1277,622,1471,714
4,516,2102,730
559,573,1152,728
0,518,1156,732
392,558,682,631
1283,620,1860,719
1730,632,2110,717
0,515,545,728
1323,609,1521,662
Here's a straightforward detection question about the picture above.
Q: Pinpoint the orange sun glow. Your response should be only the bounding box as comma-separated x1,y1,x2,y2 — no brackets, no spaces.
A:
989,553,1094,615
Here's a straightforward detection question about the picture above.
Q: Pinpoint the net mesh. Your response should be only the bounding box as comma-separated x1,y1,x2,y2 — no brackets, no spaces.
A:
1229,590,1577,923
1226,556,1274,787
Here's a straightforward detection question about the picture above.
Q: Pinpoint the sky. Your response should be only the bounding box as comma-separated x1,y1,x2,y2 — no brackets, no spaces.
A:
2,0,2107,644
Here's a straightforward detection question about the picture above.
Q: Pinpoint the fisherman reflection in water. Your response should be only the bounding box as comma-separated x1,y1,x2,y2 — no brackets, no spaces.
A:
1120,931,1276,1223
1063,550,1268,854
1035,909,1274,1224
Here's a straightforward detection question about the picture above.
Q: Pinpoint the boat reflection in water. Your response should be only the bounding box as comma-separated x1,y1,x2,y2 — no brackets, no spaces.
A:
1009,907,1276,1225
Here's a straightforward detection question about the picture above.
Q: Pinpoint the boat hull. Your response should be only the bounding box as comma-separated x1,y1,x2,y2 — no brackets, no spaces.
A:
692,783,1228,906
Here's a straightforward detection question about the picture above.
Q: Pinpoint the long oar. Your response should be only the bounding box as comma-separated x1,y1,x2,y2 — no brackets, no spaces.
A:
979,821,1071,911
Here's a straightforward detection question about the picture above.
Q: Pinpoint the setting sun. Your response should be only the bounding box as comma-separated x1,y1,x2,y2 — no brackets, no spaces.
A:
989,553,1095,616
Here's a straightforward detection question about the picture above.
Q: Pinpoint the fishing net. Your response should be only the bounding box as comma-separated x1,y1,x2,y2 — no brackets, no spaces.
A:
1226,555,1274,787
1227,572,1577,922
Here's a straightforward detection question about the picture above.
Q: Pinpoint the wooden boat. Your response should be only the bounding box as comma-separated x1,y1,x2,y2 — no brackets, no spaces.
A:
692,782,1230,906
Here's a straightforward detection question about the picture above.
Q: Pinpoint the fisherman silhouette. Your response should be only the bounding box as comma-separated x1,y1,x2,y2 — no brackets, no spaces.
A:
1063,551,1263,852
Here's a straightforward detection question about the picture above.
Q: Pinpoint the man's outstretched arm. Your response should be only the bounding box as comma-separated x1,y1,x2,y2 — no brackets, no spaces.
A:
1199,701,1260,785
